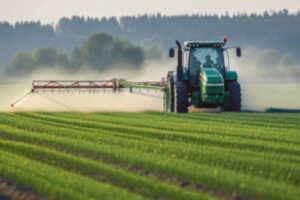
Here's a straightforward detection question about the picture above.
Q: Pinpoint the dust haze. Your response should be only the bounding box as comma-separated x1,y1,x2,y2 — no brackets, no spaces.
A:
1,50,300,112
231,48,300,111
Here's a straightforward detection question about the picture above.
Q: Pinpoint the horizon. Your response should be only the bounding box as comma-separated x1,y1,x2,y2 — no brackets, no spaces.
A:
0,9,299,26
1,0,300,24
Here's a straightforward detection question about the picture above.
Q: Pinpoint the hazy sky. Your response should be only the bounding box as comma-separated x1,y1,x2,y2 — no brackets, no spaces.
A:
1,0,300,23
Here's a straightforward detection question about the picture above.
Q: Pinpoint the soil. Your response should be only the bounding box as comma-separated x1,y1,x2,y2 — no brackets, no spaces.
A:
0,179,46,200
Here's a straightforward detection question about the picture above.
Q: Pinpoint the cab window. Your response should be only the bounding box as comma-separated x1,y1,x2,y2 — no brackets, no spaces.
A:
188,47,224,74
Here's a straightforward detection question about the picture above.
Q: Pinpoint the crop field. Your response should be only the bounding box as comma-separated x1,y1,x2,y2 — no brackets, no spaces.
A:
0,112,299,200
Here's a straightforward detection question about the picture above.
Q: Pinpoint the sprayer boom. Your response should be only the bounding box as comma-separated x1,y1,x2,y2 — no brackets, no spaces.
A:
10,79,166,107
31,79,165,92
32,80,119,91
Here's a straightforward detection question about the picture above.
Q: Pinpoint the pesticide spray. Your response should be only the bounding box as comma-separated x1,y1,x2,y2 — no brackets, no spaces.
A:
232,48,300,111
2,62,171,112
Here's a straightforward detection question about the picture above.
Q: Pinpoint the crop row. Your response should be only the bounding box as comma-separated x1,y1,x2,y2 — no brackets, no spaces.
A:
3,113,300,167
98,111,300,129
37,112,300,146
0,115,299,200
0,139,212,200
1,113,300,185
11,112,300,157
51,112,300,144
0,149,145,200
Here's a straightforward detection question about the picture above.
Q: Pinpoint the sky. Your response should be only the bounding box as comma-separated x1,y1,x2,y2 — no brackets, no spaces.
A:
1,0,300,24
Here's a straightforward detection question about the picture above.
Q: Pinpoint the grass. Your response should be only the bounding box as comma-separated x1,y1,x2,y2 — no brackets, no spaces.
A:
0,112,299,200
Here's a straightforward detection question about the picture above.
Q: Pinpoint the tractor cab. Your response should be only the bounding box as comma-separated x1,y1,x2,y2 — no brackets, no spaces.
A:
184,41,226,90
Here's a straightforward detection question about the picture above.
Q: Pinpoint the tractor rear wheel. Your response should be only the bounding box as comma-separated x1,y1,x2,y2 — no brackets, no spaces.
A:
223,81,241,112
174,82,188,113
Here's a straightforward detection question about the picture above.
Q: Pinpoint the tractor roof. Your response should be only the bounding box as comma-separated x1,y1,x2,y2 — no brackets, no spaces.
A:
184,41,225,48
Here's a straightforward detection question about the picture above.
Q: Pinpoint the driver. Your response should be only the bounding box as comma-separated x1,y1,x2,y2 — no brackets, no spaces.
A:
203,55,214,68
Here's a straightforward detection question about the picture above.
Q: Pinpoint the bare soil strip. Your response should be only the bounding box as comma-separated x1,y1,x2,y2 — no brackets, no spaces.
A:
0,179,46,200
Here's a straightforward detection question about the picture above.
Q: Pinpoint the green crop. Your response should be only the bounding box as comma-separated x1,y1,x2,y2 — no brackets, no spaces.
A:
0,112,299,200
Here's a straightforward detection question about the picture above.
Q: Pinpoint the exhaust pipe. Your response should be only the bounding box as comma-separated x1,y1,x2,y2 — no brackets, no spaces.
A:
175,40,183,82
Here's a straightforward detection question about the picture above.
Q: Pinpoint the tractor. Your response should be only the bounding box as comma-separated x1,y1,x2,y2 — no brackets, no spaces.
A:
164,37,242,113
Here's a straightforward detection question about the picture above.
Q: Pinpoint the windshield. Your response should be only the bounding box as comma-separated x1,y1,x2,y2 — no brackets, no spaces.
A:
188,47,224,74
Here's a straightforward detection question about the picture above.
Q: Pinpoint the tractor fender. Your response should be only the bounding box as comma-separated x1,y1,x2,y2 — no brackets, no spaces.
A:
225,71,238,81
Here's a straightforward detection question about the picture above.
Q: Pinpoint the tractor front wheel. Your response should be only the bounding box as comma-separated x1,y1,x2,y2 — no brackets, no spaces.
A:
174,82,188,113
223,81,241,112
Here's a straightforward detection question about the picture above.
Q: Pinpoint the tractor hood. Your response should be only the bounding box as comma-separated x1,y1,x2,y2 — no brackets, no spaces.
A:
200,68,224,85
199,68,225,105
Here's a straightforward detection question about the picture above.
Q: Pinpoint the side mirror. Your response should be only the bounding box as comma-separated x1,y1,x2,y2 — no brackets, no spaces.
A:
169,48,175,58
236,47,242,57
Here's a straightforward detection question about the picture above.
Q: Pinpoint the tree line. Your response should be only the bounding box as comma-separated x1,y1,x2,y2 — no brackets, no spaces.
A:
4,33,145,75
0,9,300,72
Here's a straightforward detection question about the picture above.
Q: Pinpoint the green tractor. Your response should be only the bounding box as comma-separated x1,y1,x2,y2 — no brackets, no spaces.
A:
164,37,242,113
